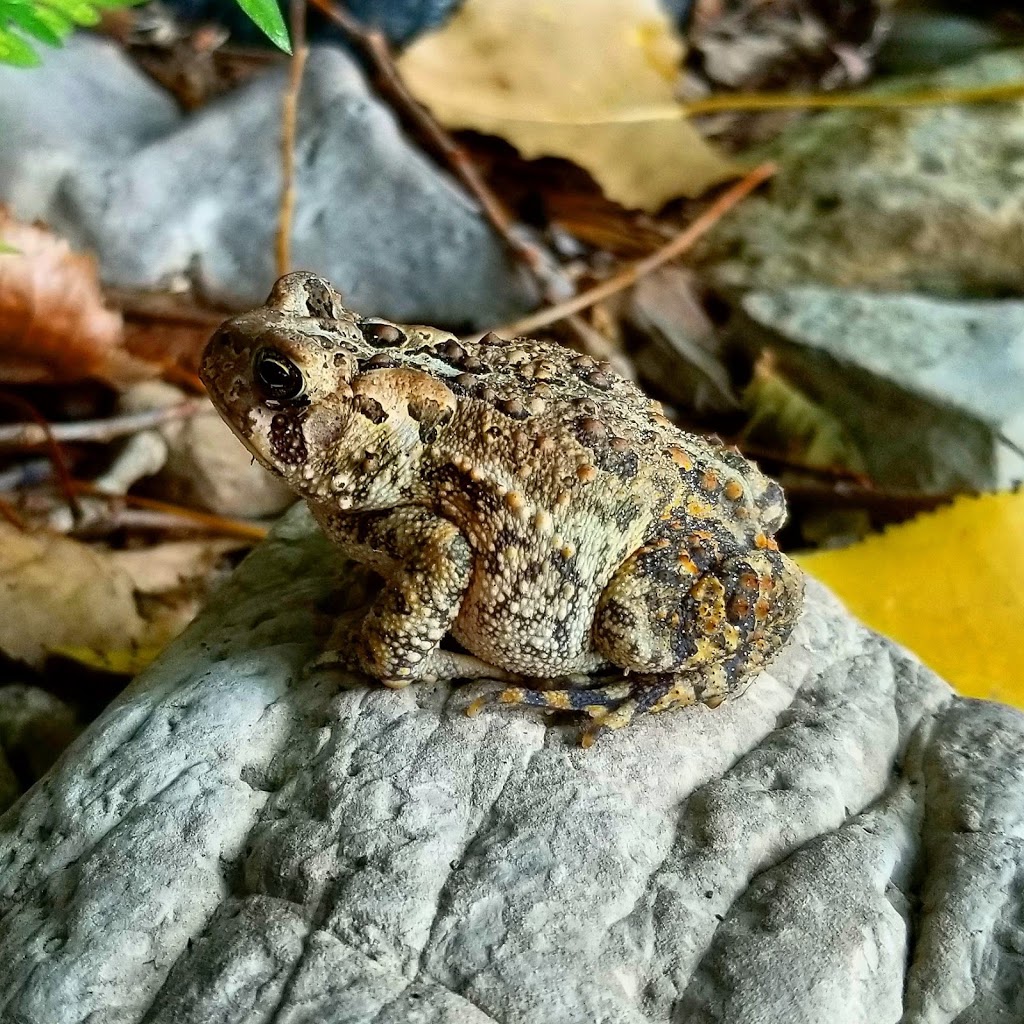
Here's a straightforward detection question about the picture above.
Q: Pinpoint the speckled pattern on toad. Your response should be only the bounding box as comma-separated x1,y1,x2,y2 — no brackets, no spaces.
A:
200,273,803,742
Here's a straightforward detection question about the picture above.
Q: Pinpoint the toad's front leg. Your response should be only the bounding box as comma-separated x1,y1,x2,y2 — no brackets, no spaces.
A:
311,506,515,686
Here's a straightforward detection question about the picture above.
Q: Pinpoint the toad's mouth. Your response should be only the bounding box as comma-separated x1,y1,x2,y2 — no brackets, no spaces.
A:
219,409,279,477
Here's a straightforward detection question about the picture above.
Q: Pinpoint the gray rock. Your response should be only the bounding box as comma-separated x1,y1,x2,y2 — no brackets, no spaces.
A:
736,288,1024,492
0,686,80,808
1,505,1021,1023
0,35,181,221
119,381,295,519
0,36,535,328
698,49,1024,298
160,404,298,518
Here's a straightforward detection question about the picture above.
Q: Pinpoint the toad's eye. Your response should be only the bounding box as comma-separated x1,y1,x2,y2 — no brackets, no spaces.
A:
360,320,406,347
253,348,305,402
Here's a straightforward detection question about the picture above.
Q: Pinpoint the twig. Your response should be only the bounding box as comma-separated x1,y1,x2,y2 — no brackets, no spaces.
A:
162,366,208,394
782,479,960,517
0,391,81,517
71,482,270,542
493,162,777,338
0,496,27,530
0,458,54,492
308,0,575,304
731,442,870,486
71,508,257,539
997,430,1024,462
681,80,1024,117
0,401,203,447
276,0,309,276
109,287,226,327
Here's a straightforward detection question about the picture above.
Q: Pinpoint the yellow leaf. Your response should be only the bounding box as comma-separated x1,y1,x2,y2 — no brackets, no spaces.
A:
398,0,738,211
50,646,166,676
0,522,148,669
796,492,1024,707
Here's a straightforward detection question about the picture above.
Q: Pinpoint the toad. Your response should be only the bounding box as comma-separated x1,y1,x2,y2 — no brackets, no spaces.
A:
200,272,802,742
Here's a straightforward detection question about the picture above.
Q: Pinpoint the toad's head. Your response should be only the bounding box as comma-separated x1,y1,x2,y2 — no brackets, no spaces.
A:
200,272,455,510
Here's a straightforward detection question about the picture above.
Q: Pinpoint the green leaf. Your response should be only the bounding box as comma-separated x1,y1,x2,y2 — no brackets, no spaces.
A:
3,1,68,45
37,0,100,28
0,24,41,65
233,0,290,52
0,0,155,64
28,2,72,35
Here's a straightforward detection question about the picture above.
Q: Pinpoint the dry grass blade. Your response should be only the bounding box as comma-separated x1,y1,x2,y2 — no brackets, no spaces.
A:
275,0,309,276
494,162,776,338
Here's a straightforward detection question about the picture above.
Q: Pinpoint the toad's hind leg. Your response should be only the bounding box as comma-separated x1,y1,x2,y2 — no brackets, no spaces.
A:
593,527,803,712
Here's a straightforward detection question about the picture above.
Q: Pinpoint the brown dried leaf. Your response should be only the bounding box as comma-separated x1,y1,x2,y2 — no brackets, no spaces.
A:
0,522,241,670
628,266,738,413
0,208,156,386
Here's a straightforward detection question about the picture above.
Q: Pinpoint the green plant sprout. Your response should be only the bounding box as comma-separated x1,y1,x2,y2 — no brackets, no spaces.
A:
0,0,290,66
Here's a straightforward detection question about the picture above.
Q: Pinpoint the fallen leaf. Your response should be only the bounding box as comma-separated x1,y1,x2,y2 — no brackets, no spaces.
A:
0,523,242,670
0,207,156,386
628,266,738,413
741,353,865,474
797,491,1024,707
50,645,169,677
398,0,738,211
107,538,243,594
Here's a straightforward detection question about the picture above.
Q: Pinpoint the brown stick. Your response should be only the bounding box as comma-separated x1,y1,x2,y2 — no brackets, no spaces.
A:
782,479,960,517
276,0,309,277
71,482,270,541
0,496,27,531
308,0,576,305
0,391,82,517
493,162,777,338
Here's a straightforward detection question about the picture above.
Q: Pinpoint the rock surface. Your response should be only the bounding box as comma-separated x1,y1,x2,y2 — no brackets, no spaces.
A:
1,505,1022,1023
735,288,1024,492
0,35,534,327
118,381,295,519
698,49,1024,298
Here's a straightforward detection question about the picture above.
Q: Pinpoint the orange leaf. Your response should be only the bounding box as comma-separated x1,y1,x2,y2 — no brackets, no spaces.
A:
0,207,155,386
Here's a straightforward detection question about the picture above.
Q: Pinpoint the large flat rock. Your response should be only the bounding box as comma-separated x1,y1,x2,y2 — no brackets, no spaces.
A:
735,288,1024,492
1,506,1021,1023
697,49,1024,300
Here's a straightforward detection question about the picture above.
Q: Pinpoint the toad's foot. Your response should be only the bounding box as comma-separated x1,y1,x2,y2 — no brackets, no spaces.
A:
494,672,718,746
